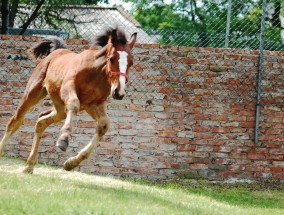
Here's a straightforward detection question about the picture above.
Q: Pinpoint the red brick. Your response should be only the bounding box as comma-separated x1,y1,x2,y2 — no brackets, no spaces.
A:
158,88,175,94
240,122,255,128
227,165,245,171
242,55,259,61
0,99,13,105
155,131,176,138
77,121,95,128
229,128,247,133
177,145,196,151
171,163,181,169
129,105,145,111
194,133,214,139
240,110,255,116
180,58,198,64
218,172,236,177
270,167,283,172
212,127,230,133
137,112,154,118
192,126,210,132
230,116,247,121
247,154,266,160
141,44,160,49
172,138,190,144
211,115,228,121
264,143,281,148
186,108,203,114
268,155,283,160
272,173,284,178
269,149,284,154
194,115,211,120
229,104,244,109
189,163,208,169
224,54,242,60
210,140,225,146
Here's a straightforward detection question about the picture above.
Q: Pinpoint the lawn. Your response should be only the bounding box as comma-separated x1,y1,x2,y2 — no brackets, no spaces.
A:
0,157,283,215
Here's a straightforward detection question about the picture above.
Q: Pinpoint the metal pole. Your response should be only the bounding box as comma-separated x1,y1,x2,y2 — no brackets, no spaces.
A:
225,0,232,48
254,0,267,144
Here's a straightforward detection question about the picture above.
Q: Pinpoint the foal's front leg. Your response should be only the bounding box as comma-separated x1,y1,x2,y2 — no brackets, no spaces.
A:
56,86,80,152
63,103,110,171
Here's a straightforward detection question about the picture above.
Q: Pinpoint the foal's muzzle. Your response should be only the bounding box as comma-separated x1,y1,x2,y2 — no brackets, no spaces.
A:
113,89,125,100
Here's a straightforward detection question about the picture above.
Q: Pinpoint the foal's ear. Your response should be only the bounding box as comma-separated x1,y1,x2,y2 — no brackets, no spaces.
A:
129,32,137,49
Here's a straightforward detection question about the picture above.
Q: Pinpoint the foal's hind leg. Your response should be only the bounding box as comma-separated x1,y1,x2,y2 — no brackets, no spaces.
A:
63,103,110,171
0,87,47,156
23,107,65,174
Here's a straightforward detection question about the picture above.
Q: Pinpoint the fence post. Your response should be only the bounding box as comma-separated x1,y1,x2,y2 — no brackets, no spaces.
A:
254,0,267,144
225,0,232,48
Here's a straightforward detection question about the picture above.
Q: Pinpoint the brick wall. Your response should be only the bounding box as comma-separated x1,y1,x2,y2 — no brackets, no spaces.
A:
0,35,283,181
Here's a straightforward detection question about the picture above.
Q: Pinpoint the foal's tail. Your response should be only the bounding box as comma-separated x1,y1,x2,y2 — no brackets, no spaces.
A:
29,36,67,59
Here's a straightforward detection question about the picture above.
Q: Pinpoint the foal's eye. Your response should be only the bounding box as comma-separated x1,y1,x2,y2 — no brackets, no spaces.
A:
110,57,114,63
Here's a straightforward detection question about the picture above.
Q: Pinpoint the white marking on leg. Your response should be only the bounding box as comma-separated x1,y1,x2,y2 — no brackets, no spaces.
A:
0,132,11,155
61,110,74,135
79,134,100,159
117,51,128,96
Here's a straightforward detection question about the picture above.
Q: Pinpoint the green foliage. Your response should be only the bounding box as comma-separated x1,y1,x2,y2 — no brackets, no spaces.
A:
125,0,284,50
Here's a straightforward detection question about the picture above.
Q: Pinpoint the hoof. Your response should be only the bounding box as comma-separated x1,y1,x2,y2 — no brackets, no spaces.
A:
56,137,69,152
23,166,34,174
63,157,78,171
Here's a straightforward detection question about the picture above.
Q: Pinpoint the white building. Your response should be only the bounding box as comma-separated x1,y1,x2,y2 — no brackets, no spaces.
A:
11,5,154,44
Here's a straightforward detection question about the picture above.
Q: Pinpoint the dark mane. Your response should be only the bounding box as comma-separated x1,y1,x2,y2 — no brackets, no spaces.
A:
91,27,127,48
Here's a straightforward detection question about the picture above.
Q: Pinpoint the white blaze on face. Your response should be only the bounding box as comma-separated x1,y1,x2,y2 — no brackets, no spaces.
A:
117,51,128,96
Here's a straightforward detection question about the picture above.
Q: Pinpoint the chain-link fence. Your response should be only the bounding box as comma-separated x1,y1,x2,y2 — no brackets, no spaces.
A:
1,0,283,50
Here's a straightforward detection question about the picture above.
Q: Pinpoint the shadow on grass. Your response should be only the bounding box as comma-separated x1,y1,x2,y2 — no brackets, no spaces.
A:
0,158,198,214
1,156,284,212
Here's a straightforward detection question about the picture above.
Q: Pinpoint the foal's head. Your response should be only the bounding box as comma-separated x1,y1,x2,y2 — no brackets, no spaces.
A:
93,27,137,100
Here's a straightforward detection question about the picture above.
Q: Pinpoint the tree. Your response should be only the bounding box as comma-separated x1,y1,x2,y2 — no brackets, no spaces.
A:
19,0,46,35
1,0,9,34
1,0,108,35
124,0,284,50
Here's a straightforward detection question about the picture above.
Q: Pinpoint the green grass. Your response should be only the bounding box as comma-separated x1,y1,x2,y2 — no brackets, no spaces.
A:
188,187,284,209
0,157,283,215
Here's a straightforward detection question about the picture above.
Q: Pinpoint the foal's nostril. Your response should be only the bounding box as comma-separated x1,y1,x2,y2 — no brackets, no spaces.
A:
114,89,119,97
113,88,125,100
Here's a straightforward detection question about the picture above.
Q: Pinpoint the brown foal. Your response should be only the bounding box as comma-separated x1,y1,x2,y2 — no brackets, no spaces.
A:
0,27,137,174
